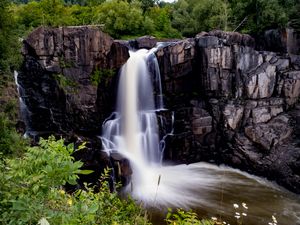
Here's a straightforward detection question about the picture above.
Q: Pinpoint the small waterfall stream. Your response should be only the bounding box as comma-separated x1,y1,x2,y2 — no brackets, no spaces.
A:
101,49,300,224
14,71,31,136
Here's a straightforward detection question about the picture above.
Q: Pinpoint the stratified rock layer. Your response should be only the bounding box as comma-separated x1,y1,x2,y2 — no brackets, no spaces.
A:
20,27,300,193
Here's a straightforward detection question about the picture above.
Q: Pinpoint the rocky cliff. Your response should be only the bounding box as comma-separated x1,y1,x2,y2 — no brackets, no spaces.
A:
156,30,300,194
19,26,128,136
19,26,300,193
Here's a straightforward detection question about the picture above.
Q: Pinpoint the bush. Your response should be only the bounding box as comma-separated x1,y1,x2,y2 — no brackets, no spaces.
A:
0,112,27,156
0,136,151,225
166,209,215,225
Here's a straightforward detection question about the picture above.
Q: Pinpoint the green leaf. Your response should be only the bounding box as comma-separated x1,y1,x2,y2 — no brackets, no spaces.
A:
88,204,99,214
76,169,94,175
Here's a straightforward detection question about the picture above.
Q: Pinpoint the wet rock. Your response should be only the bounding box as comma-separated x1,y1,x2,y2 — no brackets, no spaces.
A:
110,151,132,186
135,36,157,49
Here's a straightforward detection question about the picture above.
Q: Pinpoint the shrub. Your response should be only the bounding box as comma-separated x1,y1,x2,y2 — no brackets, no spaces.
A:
0,136,151,225
0,112,27,156
166,209,215,225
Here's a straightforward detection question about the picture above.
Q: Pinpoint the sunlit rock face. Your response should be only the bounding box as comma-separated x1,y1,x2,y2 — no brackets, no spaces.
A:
19,27,300,193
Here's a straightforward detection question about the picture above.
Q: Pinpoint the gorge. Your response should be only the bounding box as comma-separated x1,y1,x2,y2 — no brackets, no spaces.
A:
17,26,300,223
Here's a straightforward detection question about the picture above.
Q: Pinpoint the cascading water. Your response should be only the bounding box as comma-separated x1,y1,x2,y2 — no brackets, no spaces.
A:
14,71,31,136
102,48,300,224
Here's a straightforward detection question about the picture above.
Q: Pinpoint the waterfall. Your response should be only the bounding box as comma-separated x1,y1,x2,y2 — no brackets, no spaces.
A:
14,71,31,135
101,49,300,224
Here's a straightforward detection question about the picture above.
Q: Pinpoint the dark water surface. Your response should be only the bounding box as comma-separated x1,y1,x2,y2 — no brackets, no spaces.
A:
144,163,300,225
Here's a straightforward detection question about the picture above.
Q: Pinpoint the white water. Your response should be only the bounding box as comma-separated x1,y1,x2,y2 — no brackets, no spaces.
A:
14,71,31,135
101,49,300,224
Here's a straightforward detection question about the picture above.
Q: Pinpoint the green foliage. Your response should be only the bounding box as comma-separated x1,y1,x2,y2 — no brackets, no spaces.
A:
229,0,288,34
0,136,151,225
288,1,300,31
54,74,78,93
0,0,22,73
146,6,181,38
91,68,115,86
193,0,231,32
166,209,215,225
92,0,145,38
172,0,231,36
171,0,296,36
0,112,27,156
14,0,77,27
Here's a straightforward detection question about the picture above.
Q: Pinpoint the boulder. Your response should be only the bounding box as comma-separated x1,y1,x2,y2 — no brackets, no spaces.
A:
135,36,157,49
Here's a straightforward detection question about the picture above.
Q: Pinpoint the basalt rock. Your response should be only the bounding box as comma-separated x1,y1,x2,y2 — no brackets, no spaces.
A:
155,30,300,193
19,26,129,135
257,28,300,55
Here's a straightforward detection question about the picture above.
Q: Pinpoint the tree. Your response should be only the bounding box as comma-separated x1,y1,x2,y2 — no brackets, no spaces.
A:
0,0,21,72
172,0,231,37
146,5,181,38
192,0,231,32
93,0,145,38
171,0,197,37
229,0,288,34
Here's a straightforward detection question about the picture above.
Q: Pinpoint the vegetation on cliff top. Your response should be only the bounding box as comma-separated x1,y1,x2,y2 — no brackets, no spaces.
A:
6,0,300,41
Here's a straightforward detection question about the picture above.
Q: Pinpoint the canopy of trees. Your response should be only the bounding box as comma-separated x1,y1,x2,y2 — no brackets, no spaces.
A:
7,0,300,40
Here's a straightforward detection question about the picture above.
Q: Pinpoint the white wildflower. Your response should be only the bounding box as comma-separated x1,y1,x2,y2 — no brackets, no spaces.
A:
38,218,50,225
211,217,218,221
242,202,248,209
234,215,241,219
233,203,239,209
242,213,247,216
235,212,240,216
272,215,277,224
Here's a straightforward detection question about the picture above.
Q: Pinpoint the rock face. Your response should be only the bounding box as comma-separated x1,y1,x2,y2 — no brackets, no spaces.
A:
156,30,300,193
257,28,300,55
20,27,300,193
19,26,129,135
